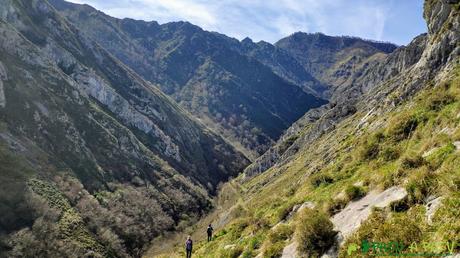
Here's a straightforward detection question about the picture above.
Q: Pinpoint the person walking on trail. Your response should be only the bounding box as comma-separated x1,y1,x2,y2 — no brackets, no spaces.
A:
185,236,193,258
207,224,214,242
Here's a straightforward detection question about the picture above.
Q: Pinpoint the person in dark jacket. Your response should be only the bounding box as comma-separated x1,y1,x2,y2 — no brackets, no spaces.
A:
185,236,193,258
207,224,214,242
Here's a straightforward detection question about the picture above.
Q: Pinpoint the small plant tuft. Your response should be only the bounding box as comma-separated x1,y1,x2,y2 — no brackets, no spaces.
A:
345,185,366,200
295,208,336,257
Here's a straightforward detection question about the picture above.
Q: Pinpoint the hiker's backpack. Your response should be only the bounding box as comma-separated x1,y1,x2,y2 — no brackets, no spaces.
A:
186,239,193,250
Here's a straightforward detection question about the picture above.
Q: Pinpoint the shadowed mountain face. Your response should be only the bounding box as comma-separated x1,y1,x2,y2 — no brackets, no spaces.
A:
0,0,249,256
48,1,401,158
49,0,332,156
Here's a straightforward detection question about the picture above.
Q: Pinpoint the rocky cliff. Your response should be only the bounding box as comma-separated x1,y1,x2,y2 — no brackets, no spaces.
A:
49,0,329,157
189,0,460,257
0,0,249,256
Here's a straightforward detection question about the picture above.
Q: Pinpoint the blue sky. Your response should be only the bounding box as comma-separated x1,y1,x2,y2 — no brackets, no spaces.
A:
67,0,426,45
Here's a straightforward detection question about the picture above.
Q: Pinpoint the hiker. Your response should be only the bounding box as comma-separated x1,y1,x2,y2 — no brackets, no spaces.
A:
207,224,213,242
185,236,193,258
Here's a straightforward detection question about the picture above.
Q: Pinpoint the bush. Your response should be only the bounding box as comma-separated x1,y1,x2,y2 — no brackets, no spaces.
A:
276,202,297,222
400,154,426,169
310,173,334,188
380,145,400,161
220,245,244,258
340,208,426,257
263,241,285,258
268,224,293,243
386,113,424,141
227,218,249,241
326,198,348,215
432,197,460,248
248,235,263,250
382,167,407,189
359,133,384,160
345,185,366,200
405,167,436,204
295,209,336,257
263,224,293,258
279,135,299,154
425,143,456,169
424,89,455,111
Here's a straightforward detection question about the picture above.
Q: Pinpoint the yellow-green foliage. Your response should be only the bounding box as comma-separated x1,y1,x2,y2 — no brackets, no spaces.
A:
400,153,426,169
295,208,336,257
359,132,384,160
219,245,244,258
28,178,72,212
325,197,349,215
263,241,285,258
340,207,427,257
345,185,366,200
28,178,107,255
405,166,437,204
426,142,456,169
262,223,293,257
268,224,293,244
386,112,425,142
191,65,460,257
310,173,335,188
432,196,460,250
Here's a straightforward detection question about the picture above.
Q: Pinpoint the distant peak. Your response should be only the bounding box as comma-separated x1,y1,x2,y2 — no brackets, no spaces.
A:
241,37,253,44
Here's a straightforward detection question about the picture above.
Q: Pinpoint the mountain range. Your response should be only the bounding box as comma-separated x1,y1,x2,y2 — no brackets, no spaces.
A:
0,0,459,257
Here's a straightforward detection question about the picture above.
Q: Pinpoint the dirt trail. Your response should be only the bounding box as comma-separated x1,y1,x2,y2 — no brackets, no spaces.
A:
143,180,244,257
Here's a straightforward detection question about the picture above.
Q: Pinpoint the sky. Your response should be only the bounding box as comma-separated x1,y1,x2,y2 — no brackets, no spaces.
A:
66,0,427,46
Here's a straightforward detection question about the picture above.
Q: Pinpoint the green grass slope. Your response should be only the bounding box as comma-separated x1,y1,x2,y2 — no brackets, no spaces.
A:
184,60,460,258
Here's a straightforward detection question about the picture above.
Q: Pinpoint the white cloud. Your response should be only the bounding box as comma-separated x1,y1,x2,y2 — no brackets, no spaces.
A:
65,0,423,44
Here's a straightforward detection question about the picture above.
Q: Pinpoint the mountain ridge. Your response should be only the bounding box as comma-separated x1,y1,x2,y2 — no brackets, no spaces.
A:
2,0,457,258
48,0,400,159
0,0,248,256
182,0,460,257
49,0,331,157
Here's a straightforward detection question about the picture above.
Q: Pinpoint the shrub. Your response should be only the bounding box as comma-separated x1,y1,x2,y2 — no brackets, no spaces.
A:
345,185,366,200
276,202,297,222
247,216,270,232
405,167,436,204
268,224,293,243
248,235,263,250
220,245,244,258
279,135,299,154
263,241,285,258
382,167,407,189
340,208,426,257
432,196,460,248
295,209,336,257
387,112,424,141
227,218,249,241
380,145,400,161
425,143,456,169
424,89,455,111
400,154,426,169
359,133,384,160
326,198,348,215
310,173,334,188
262,224,293,258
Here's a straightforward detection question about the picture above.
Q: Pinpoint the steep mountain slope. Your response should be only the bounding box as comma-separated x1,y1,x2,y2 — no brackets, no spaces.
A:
238,37,327,96
0,0,249,257
244,33,428,178
276,33,397,97
49,0,327,157
179,0,460,257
